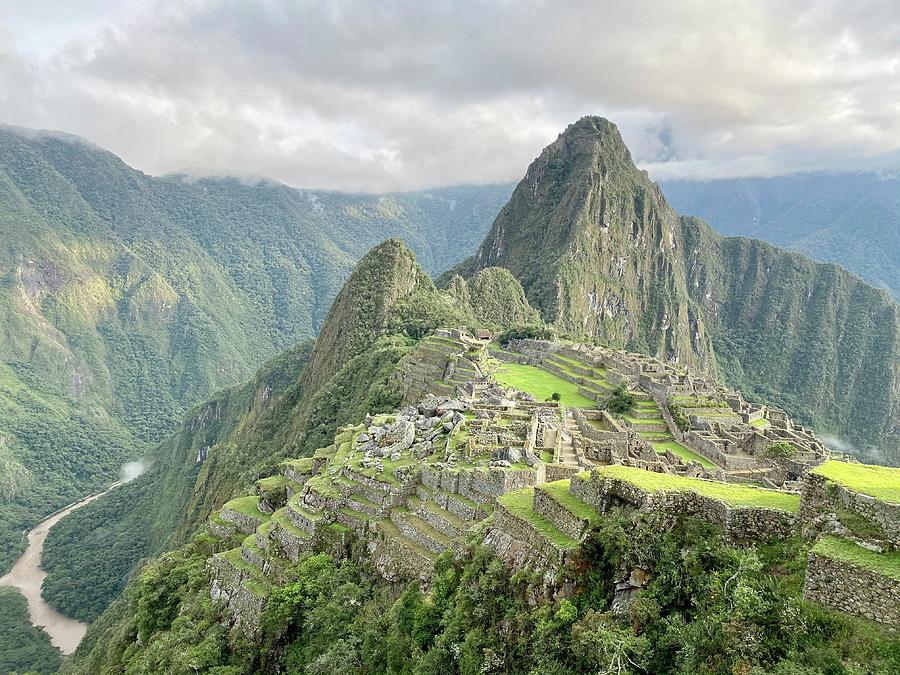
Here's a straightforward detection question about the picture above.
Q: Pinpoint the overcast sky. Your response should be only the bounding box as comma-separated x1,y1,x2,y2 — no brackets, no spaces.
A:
1,0,899,192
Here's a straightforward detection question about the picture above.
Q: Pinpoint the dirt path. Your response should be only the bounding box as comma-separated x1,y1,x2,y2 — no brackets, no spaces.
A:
0,483,120,655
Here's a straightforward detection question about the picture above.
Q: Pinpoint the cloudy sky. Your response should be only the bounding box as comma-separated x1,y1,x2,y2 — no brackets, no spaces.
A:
1,0,899,192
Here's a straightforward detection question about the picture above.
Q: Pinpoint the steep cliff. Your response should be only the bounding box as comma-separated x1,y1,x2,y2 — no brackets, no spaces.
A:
678,216,900,456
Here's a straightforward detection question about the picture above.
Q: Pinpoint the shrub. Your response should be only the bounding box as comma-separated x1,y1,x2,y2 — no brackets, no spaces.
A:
607,385,635,415
763,441,797,459
498,324,553,346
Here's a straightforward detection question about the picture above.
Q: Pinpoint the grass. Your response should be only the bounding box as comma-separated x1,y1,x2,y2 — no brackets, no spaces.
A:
621,414,666,426
539,480,601,522
544,356,612,389
498,488,579,549
256,475,286,490
586,418,615,432
493,362,597,408
749,418,771,429
650,440,716,468
586,465,800,512
540,449,554,463
222,495,271,521
812,461,900,503
813,536,900,580
377,519,438,560
282,457,316,473
271,508,311,538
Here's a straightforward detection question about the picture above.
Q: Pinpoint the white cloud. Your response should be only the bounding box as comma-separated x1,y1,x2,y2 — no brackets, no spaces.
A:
0,0,898,191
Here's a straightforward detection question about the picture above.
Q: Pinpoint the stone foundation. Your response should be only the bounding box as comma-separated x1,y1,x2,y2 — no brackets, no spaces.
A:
805,552,900,627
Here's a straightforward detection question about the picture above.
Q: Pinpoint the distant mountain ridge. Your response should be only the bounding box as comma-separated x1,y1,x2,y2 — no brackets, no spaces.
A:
0,124,512,572
661,172,900,300
450,116,900,461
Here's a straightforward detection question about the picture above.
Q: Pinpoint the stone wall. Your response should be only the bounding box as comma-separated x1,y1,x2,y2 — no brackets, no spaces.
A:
485,502,572,576
570,472,796,543
208,555,266,634
805,552,900,627
801,472,900,548
220,509,263,535
533,488,587,540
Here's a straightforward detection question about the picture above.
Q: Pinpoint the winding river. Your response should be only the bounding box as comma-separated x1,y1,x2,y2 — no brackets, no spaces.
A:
0,483,121,655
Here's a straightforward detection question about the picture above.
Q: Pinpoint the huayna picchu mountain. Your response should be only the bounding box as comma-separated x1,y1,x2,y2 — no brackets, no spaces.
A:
449,116,900,462
63,256,900,672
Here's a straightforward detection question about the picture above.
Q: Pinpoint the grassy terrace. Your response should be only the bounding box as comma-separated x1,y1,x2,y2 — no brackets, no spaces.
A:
377,519,437,560
498,488,579,549
548,352,608,378
272,508,311,538
493,362,597,408
585,465,800,512
621,414,666,425
749,418,771,429
813,536,900,580
538,480,600,523
811,461,900,503
282,457,316,473
217,547,269,597
222,496,271,521
650,440,716,468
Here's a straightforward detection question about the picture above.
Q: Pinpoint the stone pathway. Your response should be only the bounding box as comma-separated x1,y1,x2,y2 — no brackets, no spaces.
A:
559,410,579,466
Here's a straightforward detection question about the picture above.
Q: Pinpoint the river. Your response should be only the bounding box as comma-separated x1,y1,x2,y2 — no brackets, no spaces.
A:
0,483,121,655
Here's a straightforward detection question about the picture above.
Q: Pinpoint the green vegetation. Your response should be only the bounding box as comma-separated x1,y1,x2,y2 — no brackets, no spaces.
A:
812,461,900,503
493,362,596,408
498,488,579,548
750,417,771,429
446,115,900,463
222,496,270,521
0,588,61,674
0,127,509,583
606,385,635,414
763,441,798,459
66,510,900,674
650,440,716,468
538,480,601,523
589,465,800,512
813,536,900,581
496,323,554,345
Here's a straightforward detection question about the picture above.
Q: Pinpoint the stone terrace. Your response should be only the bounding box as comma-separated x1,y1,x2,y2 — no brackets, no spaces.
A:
203,330,896,633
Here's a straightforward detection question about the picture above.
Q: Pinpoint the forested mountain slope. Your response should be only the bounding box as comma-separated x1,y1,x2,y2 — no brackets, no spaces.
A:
0,125,510,573
662,172,900,300
450,116,900,462
42,241,521,620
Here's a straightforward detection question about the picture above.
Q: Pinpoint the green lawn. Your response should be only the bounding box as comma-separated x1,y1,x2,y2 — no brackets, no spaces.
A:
498,488,579,548
813,536,900,580
650,440,716,468
812,461,900,503
749,418,771,429
538,480,601,522
222,495,270,521
585,465,800,512
493,362,597,408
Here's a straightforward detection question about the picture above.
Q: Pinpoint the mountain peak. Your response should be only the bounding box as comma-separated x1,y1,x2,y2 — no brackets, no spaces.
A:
301,239,434,392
